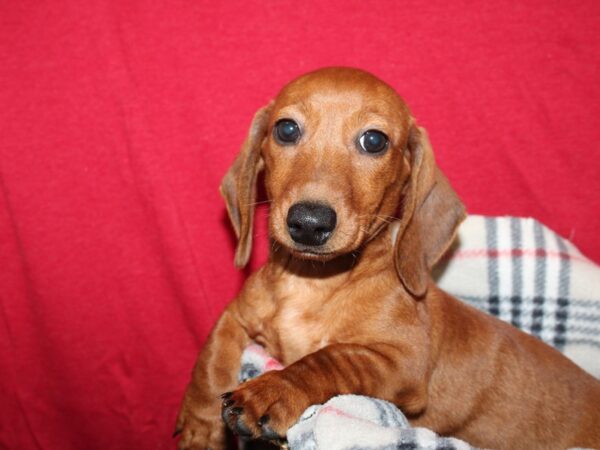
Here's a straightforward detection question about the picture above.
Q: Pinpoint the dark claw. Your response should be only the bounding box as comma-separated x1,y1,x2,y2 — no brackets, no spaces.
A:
257,414,281,440
222,402,243,428
230,406,243,415
235,415,253,438
222,402,254,438
260,422,282,441
258,414,269,426
172,428,182,439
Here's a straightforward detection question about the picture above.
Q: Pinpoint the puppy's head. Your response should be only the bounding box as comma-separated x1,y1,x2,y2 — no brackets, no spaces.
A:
221,67,465,296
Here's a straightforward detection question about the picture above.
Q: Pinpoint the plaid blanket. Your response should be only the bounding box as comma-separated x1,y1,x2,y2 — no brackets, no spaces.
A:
237,215,600,449
435,215,600,378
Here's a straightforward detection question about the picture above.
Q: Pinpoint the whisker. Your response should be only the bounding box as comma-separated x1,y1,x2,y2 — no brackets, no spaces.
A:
359,227,374,237
246,199,273,206
358,213,399,223
270,240,281,253
374,216,392,224
376,214,400,221
334,228,352,237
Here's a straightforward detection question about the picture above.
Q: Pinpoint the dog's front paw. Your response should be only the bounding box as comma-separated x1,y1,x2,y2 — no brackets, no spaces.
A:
221,371,309,442
174,395,226,450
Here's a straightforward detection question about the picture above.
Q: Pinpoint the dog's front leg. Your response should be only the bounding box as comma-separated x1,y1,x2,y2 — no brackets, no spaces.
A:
221,342,428,442
175,305,249,450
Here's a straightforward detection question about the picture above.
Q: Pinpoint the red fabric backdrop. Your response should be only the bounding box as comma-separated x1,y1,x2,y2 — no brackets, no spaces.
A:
1,1,599,449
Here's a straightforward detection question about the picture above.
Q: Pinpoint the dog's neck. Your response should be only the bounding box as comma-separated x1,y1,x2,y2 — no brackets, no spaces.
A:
270,248,359,279
267,222,397,282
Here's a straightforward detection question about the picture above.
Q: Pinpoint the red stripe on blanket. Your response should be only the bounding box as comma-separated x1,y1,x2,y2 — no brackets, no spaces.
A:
321,405,357,419
245,344,284,371
320,404,378,426
446,248,586,262
265,359,284,371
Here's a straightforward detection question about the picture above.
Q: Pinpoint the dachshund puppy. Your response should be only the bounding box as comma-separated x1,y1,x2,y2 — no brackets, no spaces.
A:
175,67,600,450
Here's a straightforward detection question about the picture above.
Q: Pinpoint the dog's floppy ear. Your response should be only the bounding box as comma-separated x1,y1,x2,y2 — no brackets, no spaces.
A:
394,126,466,297
220,104,272,268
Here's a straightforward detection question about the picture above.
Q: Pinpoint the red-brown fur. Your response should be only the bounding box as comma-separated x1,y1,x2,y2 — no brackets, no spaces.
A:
175,68,600,450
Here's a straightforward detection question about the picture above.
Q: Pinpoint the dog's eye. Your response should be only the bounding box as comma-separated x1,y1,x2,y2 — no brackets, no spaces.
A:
358,130,389,154
274,119,301,144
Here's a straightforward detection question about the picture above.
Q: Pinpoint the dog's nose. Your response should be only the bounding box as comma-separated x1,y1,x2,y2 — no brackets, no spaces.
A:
286,202,337,246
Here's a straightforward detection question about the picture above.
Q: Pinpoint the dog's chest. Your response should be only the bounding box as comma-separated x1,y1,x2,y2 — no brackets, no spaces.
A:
262,268,392,364
265,274,349,364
